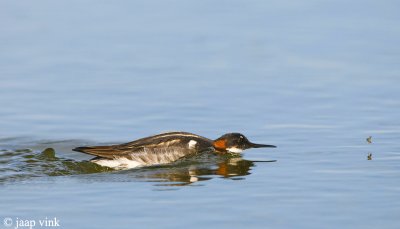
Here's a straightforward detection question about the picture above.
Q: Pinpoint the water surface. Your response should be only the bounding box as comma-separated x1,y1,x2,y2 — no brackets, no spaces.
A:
1,0,400,228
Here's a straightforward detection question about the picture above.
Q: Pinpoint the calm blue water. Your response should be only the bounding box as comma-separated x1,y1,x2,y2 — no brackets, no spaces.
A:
1,0,400,228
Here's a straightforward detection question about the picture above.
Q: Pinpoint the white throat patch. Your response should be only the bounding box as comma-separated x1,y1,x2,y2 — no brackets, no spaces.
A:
226,147,243,153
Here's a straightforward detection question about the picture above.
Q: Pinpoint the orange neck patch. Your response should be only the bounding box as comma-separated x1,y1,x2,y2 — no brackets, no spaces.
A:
213,139,227,151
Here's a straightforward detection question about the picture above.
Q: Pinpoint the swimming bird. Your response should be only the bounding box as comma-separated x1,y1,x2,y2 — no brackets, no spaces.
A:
73,132,276,170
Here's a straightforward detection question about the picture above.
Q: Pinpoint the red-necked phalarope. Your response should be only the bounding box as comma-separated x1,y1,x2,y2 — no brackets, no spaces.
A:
73,132,276,169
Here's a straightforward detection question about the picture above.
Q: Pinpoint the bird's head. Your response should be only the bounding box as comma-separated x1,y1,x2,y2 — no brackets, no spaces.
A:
213,133,276,153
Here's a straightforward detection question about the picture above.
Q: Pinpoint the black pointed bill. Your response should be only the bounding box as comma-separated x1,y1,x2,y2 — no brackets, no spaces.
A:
248,142,277,148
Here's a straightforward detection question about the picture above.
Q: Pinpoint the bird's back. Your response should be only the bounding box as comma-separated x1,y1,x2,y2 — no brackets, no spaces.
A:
73,132,213,169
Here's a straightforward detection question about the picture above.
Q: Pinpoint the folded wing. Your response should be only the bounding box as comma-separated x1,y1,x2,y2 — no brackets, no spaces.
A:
73,145,197,165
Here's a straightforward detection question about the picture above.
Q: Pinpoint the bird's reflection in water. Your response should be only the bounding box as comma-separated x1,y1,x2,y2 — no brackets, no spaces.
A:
125,153,276,186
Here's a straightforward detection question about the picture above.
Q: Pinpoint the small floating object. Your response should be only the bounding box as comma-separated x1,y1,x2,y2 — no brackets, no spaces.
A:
41,148,56,158
366,136,372,144
367,153,372,160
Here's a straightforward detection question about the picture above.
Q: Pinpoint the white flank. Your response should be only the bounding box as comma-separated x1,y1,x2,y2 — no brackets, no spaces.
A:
92,158,143,170
188,140,197,149
190,176,199,182
226,147,243,153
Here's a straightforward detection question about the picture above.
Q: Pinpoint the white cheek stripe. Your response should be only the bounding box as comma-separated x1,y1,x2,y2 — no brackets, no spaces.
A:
226,147,243,153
